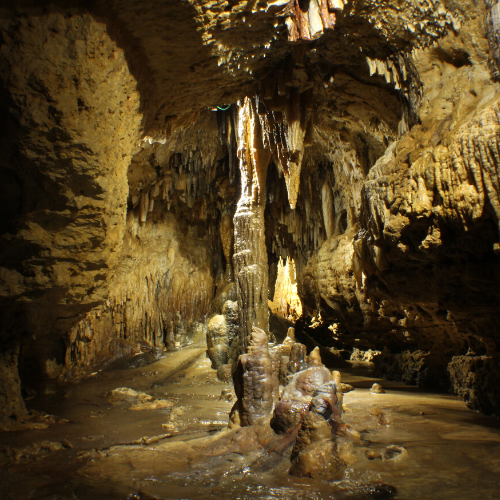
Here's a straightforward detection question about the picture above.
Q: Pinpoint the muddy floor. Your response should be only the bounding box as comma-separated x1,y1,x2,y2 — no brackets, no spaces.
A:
1,347,500,500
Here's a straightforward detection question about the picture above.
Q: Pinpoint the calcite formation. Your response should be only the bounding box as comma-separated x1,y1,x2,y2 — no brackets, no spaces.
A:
269,344,347,477
207,314,229,369
0,0,499,426
232,83,314,350
233,97,272,352
232,326,275,426
268,257,303,322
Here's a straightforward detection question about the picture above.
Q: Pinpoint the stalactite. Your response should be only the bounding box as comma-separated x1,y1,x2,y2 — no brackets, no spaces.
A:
260,80,311,211
139,191,149,222
265,159,331,278
280,0,338,42
366,53,423,135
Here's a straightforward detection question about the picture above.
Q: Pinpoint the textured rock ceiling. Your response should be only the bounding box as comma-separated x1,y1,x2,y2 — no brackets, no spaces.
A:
0,0,499,427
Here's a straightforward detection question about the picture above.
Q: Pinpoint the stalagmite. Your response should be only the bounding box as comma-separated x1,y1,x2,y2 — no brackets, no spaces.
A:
233,97,272,352
166,320,175,351
270,343,350,477
207,314,229,369
231,326,274,426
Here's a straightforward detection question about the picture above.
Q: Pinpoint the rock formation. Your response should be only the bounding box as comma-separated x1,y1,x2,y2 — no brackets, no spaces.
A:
0,345,28,430
269,343,349,477
0,0,500,428
233,97,272,352
231,326,274,426
62,213,214,379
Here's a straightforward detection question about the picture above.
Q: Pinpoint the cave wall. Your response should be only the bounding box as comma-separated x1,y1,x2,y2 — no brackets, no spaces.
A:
54,212,214,380
0,11,143,425
0,11,143,335
46,106,234,379
297,11,500,407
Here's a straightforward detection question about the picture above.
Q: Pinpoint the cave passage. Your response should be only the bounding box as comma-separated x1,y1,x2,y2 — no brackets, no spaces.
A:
1,0,500,499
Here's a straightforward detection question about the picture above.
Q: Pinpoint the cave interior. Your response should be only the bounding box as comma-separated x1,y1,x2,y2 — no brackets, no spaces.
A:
1,0,500,499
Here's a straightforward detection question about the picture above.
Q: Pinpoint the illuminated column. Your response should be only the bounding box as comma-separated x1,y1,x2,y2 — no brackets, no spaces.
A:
233,97,272,353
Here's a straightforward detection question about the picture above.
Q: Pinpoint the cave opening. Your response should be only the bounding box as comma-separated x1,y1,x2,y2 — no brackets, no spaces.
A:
1,1,500,499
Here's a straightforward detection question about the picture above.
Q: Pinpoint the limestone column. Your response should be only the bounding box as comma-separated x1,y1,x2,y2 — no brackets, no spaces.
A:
233,97,272,353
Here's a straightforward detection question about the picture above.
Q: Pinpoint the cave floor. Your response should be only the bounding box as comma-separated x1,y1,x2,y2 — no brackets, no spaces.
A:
1,349,500,500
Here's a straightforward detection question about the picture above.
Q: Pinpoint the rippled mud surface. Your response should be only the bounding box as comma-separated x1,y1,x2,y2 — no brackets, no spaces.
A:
1,349,499,500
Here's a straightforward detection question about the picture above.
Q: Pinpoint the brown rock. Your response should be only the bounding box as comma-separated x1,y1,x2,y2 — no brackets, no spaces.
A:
231,326,274,426
448,355,500,415
371,383,386,394
217,364,234,383
0,345,28,430
282,366,332,401
271,400,310,435
289,439,345,478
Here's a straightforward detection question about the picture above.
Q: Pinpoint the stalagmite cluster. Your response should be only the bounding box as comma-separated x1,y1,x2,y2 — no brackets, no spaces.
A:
230,322,353,478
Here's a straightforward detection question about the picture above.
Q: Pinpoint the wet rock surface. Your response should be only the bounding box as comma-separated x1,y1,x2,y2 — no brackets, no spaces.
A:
231,327,274,426
1,346,499,500
448,355,500,415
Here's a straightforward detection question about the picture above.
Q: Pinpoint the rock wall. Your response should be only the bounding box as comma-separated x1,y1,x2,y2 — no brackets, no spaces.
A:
0,11,142,397
298,12,500,404
59,212,214,379
0,345,28,430
449,355,500,415
354,41,500,361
